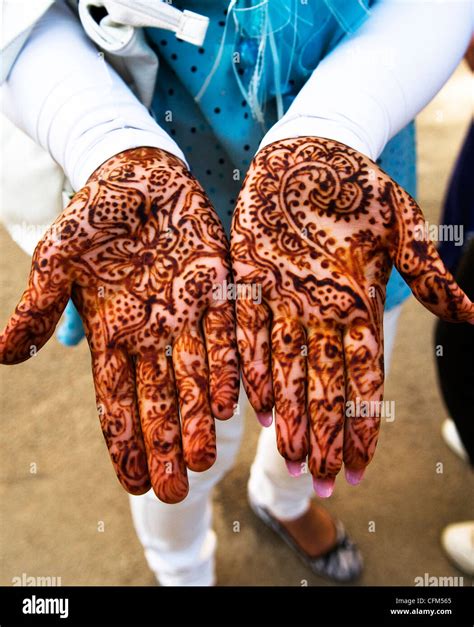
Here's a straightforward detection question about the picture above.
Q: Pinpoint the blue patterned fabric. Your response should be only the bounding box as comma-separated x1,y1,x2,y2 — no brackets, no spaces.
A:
57,0,414,347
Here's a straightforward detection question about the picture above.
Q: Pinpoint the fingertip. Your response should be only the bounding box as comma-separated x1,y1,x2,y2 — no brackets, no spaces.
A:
256,410,273,427
150,468,190,504
154,483,190,505
212,400,237,421
116,466,151,497
126,480,152,496
184,445,217,472
345,467,365,486
312,477,335,498
285,460,303,477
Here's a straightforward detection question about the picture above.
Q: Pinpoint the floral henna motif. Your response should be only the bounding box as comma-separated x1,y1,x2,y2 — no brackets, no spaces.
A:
231,137,473,487
0,147,240,503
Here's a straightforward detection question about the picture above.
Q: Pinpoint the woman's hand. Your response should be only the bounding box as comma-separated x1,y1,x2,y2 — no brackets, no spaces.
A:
231,137,473,496
0,147,239,503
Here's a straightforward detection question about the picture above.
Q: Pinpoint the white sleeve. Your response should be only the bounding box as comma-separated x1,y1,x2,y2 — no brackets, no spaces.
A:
260,0,474,160
0,0,187,191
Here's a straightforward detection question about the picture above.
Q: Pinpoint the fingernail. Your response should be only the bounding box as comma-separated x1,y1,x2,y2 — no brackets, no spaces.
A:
285,460,302,477
345,468,365,486
256,411,273,427
312,477,335,498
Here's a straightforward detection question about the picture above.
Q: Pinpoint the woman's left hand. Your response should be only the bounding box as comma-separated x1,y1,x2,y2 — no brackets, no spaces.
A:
231,137,473,496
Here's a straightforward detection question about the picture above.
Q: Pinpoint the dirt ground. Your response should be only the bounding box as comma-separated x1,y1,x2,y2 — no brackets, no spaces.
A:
1,64,472,587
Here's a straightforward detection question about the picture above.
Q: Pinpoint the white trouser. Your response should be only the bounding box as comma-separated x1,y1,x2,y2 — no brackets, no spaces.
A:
129,305,402,585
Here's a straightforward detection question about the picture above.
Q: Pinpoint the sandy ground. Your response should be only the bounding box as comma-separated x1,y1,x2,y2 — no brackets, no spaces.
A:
1,64,473,587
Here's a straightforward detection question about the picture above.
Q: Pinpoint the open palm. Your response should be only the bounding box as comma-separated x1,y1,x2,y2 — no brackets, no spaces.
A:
231,137,473,494
0,147,239,503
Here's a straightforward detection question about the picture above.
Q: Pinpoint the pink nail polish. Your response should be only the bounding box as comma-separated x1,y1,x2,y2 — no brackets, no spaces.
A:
256,411,273,427
313,477,335,498
345,468,365,486
285,460,302,477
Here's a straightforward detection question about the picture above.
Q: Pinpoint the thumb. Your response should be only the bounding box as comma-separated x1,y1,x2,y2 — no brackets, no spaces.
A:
0,230,71,364
388,184,474,323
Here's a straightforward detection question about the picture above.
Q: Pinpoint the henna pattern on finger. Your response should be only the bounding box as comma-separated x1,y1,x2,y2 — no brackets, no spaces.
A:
271,317,308,460
172,331,216,472
135,350,189,503
203,300,240,419
235,298,274,413
0,234,71,364
1,147,240,503
382,183,473,322
92,347,151,495
306,322,345,478
231,137,473,482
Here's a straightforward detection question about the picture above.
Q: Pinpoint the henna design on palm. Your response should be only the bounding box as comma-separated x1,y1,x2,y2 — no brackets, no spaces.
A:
0,147,240,503
231,137,473,491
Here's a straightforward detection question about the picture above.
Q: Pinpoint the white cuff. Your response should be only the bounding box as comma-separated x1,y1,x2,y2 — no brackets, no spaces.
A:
260,116,380,160
73,128,187,189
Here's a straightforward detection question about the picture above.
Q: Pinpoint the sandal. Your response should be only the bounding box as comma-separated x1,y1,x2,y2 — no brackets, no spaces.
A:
249,496,363,583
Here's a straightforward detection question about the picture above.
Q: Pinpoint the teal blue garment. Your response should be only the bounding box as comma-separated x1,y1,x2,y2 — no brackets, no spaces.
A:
56,300,84,346
57,0,412,347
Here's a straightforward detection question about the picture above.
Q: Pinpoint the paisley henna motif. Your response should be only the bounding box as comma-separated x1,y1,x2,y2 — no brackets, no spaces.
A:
231,137,473,487
0,147,239,503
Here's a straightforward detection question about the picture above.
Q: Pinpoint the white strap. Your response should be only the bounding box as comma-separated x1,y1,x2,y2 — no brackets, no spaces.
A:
78,0,209,50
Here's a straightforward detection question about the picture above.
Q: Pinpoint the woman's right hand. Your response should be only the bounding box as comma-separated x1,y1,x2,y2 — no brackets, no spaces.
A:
0,147,240,503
